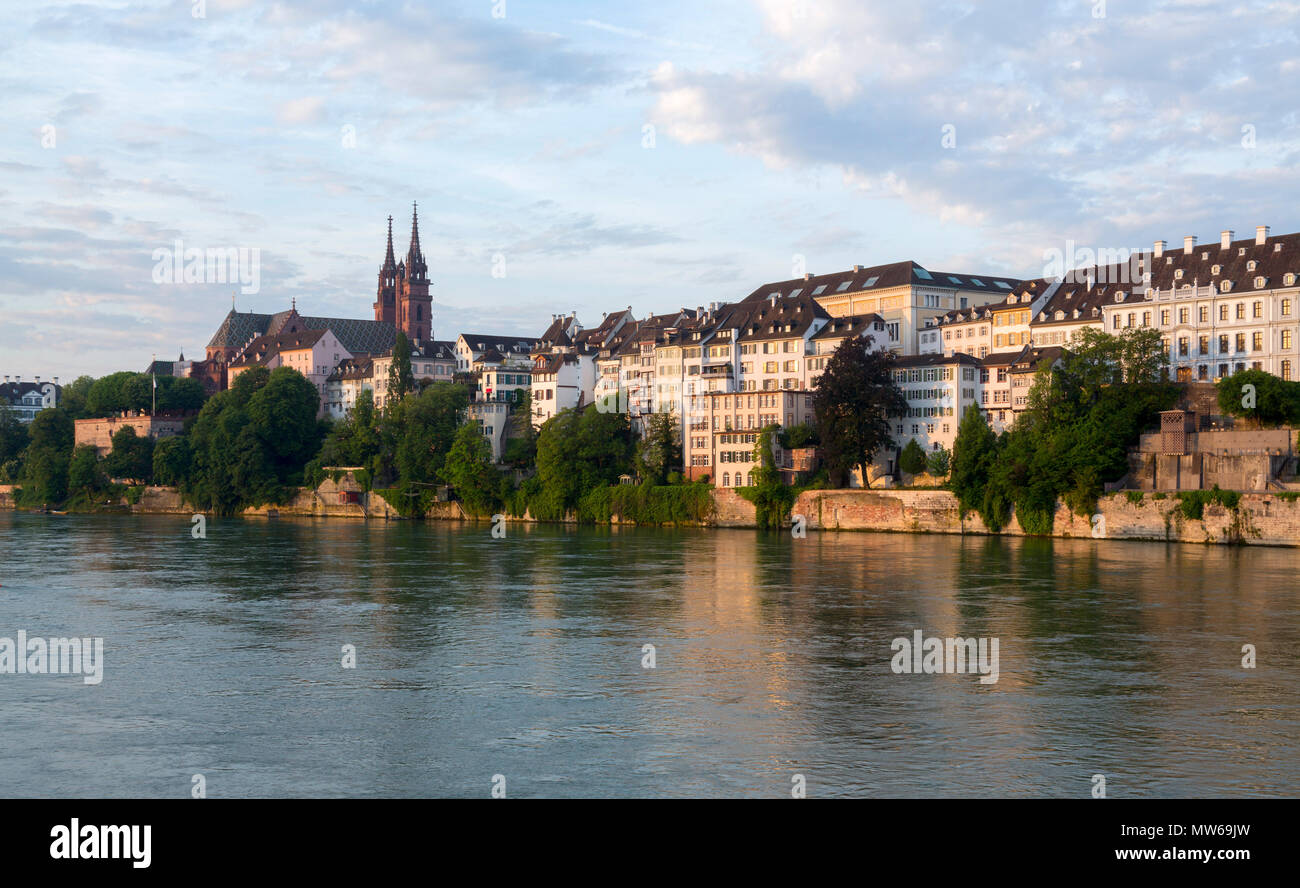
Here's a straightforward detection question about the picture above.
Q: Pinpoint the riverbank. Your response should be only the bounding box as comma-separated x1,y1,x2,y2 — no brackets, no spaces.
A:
5,479,1300,545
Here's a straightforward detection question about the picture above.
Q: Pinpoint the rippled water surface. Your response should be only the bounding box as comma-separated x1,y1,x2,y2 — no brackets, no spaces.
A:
1,511,1296,797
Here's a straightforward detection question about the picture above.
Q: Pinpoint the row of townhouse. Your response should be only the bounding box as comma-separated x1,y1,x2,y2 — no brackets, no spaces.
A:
924,226,1300,384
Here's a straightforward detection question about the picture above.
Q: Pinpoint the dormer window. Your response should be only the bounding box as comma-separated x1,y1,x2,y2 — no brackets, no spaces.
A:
1221,280,1233,292
1247,260,1257,272
1285,273,1297,287
1255,276,1267,289
1212,264,1221,275
1166,257,1173,265
1055,310,1065,320
1113,293,1124,303
1239,248,1247,256
1175,269,1184,279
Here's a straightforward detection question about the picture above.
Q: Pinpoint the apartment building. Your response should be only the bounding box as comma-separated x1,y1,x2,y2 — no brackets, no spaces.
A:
455,333,537,373
684,389,814,486
1029,281,1105,348
324,358,374,419
466,399,513,462
743,262,1021,355
227,327,352,416
1100,227,1300,382
371,340,456,411
890,353,982,454
807,314,892,387
924,279,1056,358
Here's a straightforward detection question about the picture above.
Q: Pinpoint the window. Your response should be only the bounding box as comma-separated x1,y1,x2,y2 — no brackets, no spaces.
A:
1199,335,1209,355
1179,308,1189,324
1253,332,1263,351
1282,330,1293,349
1220,304,1229,321
1283,299,1293,316
1283,360,1293,381
1178,337,1189,357
1236,333,1246,353
1161,309,1170,325
1198,307,1208,323
1253,301,1263,318
1218,335,1229,354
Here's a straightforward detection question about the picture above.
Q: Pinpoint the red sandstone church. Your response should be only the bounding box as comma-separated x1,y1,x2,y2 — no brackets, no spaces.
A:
187,205,434,393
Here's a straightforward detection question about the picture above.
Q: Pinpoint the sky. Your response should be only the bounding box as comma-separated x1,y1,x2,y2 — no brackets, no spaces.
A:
2,0,1299,379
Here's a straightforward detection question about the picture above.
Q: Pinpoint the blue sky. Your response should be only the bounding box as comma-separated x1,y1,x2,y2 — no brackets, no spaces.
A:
3,0,1299,378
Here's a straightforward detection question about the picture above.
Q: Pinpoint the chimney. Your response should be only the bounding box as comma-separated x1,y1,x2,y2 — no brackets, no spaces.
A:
769,294,777,307
35,376,40,384
803,273,812,280
853,265,862,272
1153,240,1166,258
54,377,59,385
1184,235,1197,255
1221,230,1234,250
1256,225,1270,245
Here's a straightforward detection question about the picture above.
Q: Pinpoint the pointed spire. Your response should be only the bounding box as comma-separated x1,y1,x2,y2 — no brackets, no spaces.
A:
383,215,396,268
406,201,427,282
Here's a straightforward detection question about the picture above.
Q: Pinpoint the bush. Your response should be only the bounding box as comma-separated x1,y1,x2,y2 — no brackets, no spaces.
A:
1125,490,1144,505
898,438,928,475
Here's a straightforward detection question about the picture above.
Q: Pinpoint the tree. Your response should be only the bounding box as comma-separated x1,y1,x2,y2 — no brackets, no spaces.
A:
67,444,107,498
444,422,503,515
779,422,819,450
950,406,999,517
811,340,906,487
388,331,415,403
1217,369,1299,427
533,407,634,518
926,446,951,477
15,407,74,508
59,376,96,419
0,402,29,463
28,407,74,453
152,436,193,486
501,390,537,469
898,438,927,475
635,411,681,485
105,426,154,483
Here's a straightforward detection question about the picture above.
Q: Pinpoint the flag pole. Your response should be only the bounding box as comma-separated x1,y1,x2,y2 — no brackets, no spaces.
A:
152,353,157,415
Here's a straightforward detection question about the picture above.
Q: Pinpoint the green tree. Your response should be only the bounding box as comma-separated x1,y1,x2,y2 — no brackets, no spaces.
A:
635,411,681,485
0,401,29,463
59,375,96,419
388,332,415,403
152,436,193,486
1217,369,1299,427
18,447,69,507
445,422,504,515
28,407,74,453
67,444,107,498
105,425,154,483
811,340,906,487
533,407,634,519
898,438,927,475
950,406,1000,520
501,390,537,469
926,446,951,477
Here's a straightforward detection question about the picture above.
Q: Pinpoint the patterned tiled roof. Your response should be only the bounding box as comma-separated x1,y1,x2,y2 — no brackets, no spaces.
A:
207,309,397,357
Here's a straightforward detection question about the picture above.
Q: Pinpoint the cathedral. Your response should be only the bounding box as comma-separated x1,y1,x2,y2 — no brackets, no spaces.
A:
199,205,434,392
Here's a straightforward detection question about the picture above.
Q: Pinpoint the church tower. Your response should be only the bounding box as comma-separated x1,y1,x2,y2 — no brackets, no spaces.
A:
397,203,432,343
373,215,398,325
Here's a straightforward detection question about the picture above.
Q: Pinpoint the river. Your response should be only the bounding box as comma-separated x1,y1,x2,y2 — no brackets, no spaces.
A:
1,511,1295,797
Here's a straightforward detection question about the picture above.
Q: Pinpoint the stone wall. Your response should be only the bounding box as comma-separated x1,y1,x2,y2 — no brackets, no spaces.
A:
781,487,1300,546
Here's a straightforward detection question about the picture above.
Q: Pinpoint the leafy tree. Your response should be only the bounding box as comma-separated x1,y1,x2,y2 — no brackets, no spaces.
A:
898,438,928,475
811,340,906,487
533,407,634,519
105,426,154,483
950,406,1001,522
1217,369,1300,427
444,422,503,515
779,422,820,450
67,444,107,498
635,411,681,485
152,436,193,486
926,446,951,477
59,375,96,419
0,401,29,463
17,447,69,507
28,407,74,453
501,390,537,469
388,331,415,403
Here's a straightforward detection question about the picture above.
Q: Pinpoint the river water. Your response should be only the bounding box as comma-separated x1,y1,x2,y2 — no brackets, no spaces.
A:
1,511,1295,798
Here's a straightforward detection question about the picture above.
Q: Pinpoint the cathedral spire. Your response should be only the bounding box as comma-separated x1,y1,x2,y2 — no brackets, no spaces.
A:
405,201,427,282
383,215,396,269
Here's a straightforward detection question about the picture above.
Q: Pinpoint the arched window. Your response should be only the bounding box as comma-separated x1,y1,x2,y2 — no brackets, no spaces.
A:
417,306,423,322
722,472,730,487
